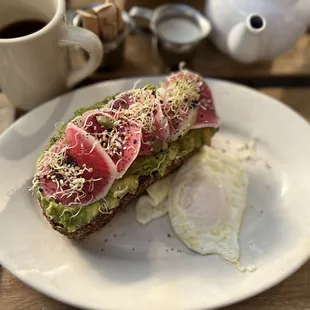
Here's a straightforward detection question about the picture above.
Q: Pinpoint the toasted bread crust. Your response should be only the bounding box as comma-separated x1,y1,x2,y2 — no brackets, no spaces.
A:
40,151,195,240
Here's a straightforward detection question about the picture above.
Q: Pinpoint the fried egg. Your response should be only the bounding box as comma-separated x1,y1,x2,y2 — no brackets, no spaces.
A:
136,174,174,225
169,146,248,262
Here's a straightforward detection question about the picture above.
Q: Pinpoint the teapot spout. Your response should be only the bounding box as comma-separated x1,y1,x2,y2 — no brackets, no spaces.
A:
227,14,266,64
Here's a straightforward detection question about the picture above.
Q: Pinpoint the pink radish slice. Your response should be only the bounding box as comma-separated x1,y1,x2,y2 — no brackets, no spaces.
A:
165,70,219,129
74,110,142,178
38,124,117,206
159,82,198,142
153,101,170,140
113,90,167,156
167,108,197,142
139,131,156,156
111,92,132,110
192,81,218,129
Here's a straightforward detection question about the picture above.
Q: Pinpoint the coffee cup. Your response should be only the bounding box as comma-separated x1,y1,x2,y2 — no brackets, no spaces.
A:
0,0,103,111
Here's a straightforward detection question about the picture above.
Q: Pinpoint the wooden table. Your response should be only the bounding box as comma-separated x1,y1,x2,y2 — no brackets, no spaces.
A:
1,87,310,310
86,32,310,84
68,33,310,90
2,1,310,309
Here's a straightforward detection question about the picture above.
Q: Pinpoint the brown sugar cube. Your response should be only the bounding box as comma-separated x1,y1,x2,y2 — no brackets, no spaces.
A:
92,1,124,41
76,9,100,37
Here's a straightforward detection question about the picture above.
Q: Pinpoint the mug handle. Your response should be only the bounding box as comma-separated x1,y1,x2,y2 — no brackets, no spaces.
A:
59,25,103,88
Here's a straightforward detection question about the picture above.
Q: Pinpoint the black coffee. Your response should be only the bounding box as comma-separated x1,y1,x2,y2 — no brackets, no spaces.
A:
0,19,47,39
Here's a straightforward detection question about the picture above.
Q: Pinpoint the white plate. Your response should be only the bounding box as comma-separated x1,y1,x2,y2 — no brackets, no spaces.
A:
0,77,310,310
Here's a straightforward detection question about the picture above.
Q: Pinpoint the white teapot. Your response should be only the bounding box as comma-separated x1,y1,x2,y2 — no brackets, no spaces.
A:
205,0,310,63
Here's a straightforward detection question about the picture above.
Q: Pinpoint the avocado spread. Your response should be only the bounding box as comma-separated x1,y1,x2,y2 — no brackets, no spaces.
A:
36,90,216,233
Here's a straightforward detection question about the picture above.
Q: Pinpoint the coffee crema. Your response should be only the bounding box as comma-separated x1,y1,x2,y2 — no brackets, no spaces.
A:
0,19,47,39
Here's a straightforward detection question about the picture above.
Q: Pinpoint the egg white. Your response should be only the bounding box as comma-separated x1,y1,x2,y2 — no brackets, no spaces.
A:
136,196,168,225
136,174,174,225
169,146,248,262
146,173,174,205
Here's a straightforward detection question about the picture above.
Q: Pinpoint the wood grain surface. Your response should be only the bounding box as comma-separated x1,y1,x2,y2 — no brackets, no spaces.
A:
2,1,310,309
1,87,310,310
82,33,310,82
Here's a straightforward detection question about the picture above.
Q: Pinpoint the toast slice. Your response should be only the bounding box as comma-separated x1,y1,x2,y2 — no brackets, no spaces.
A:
37,127,215,239
40,148,196,239
33,70,219,240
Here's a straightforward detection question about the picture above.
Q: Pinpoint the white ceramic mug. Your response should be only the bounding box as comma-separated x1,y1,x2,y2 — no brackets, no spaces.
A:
0,0,103,111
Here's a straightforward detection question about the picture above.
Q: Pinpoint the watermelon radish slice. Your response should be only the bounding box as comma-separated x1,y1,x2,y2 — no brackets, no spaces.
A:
165,70,219,129
167,108,197,142
192,82,218,129
139,132,155,156
37,123,117,206
158,78,200,142
153,101,170,140
112,89,169,155
74,110,142,177
114,91,169,140
110,91,132,110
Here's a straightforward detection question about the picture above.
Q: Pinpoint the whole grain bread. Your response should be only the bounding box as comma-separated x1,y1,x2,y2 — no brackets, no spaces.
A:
40,150,196,240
